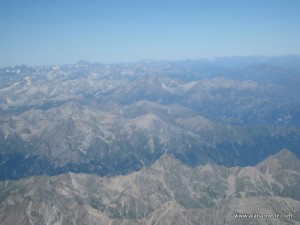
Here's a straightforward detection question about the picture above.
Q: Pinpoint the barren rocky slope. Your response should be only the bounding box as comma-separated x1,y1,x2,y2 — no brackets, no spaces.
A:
0,149,299,225
1,57,300,179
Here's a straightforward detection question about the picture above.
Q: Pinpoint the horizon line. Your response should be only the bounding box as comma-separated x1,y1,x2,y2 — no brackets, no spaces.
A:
1,54,300,68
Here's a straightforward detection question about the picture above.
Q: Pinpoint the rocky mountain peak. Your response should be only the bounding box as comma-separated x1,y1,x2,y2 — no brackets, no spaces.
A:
257,149,300,173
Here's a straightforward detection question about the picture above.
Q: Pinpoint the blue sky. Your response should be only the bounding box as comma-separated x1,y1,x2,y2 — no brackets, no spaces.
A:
0,0,299,66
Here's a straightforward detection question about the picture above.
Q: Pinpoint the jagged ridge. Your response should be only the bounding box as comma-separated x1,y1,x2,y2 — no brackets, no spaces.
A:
0,149,299,225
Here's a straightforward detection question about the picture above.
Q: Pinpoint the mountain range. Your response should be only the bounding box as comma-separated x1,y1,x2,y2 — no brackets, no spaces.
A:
0,56,300,224
0,149,299,225
0,56,300,180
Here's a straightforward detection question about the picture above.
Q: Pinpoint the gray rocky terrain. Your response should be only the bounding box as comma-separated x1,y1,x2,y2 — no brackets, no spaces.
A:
0,56,300,224
0,149,299,225
0,56,300,179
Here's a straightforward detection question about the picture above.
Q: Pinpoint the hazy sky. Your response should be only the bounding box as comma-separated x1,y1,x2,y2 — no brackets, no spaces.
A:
1,0,299,66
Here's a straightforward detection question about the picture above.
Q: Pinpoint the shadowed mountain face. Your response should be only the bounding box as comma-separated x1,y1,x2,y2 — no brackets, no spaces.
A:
0,56,300,180
0,149,299,225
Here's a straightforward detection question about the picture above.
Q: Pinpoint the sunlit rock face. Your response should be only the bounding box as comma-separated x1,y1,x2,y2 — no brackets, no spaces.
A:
0,149,300,225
